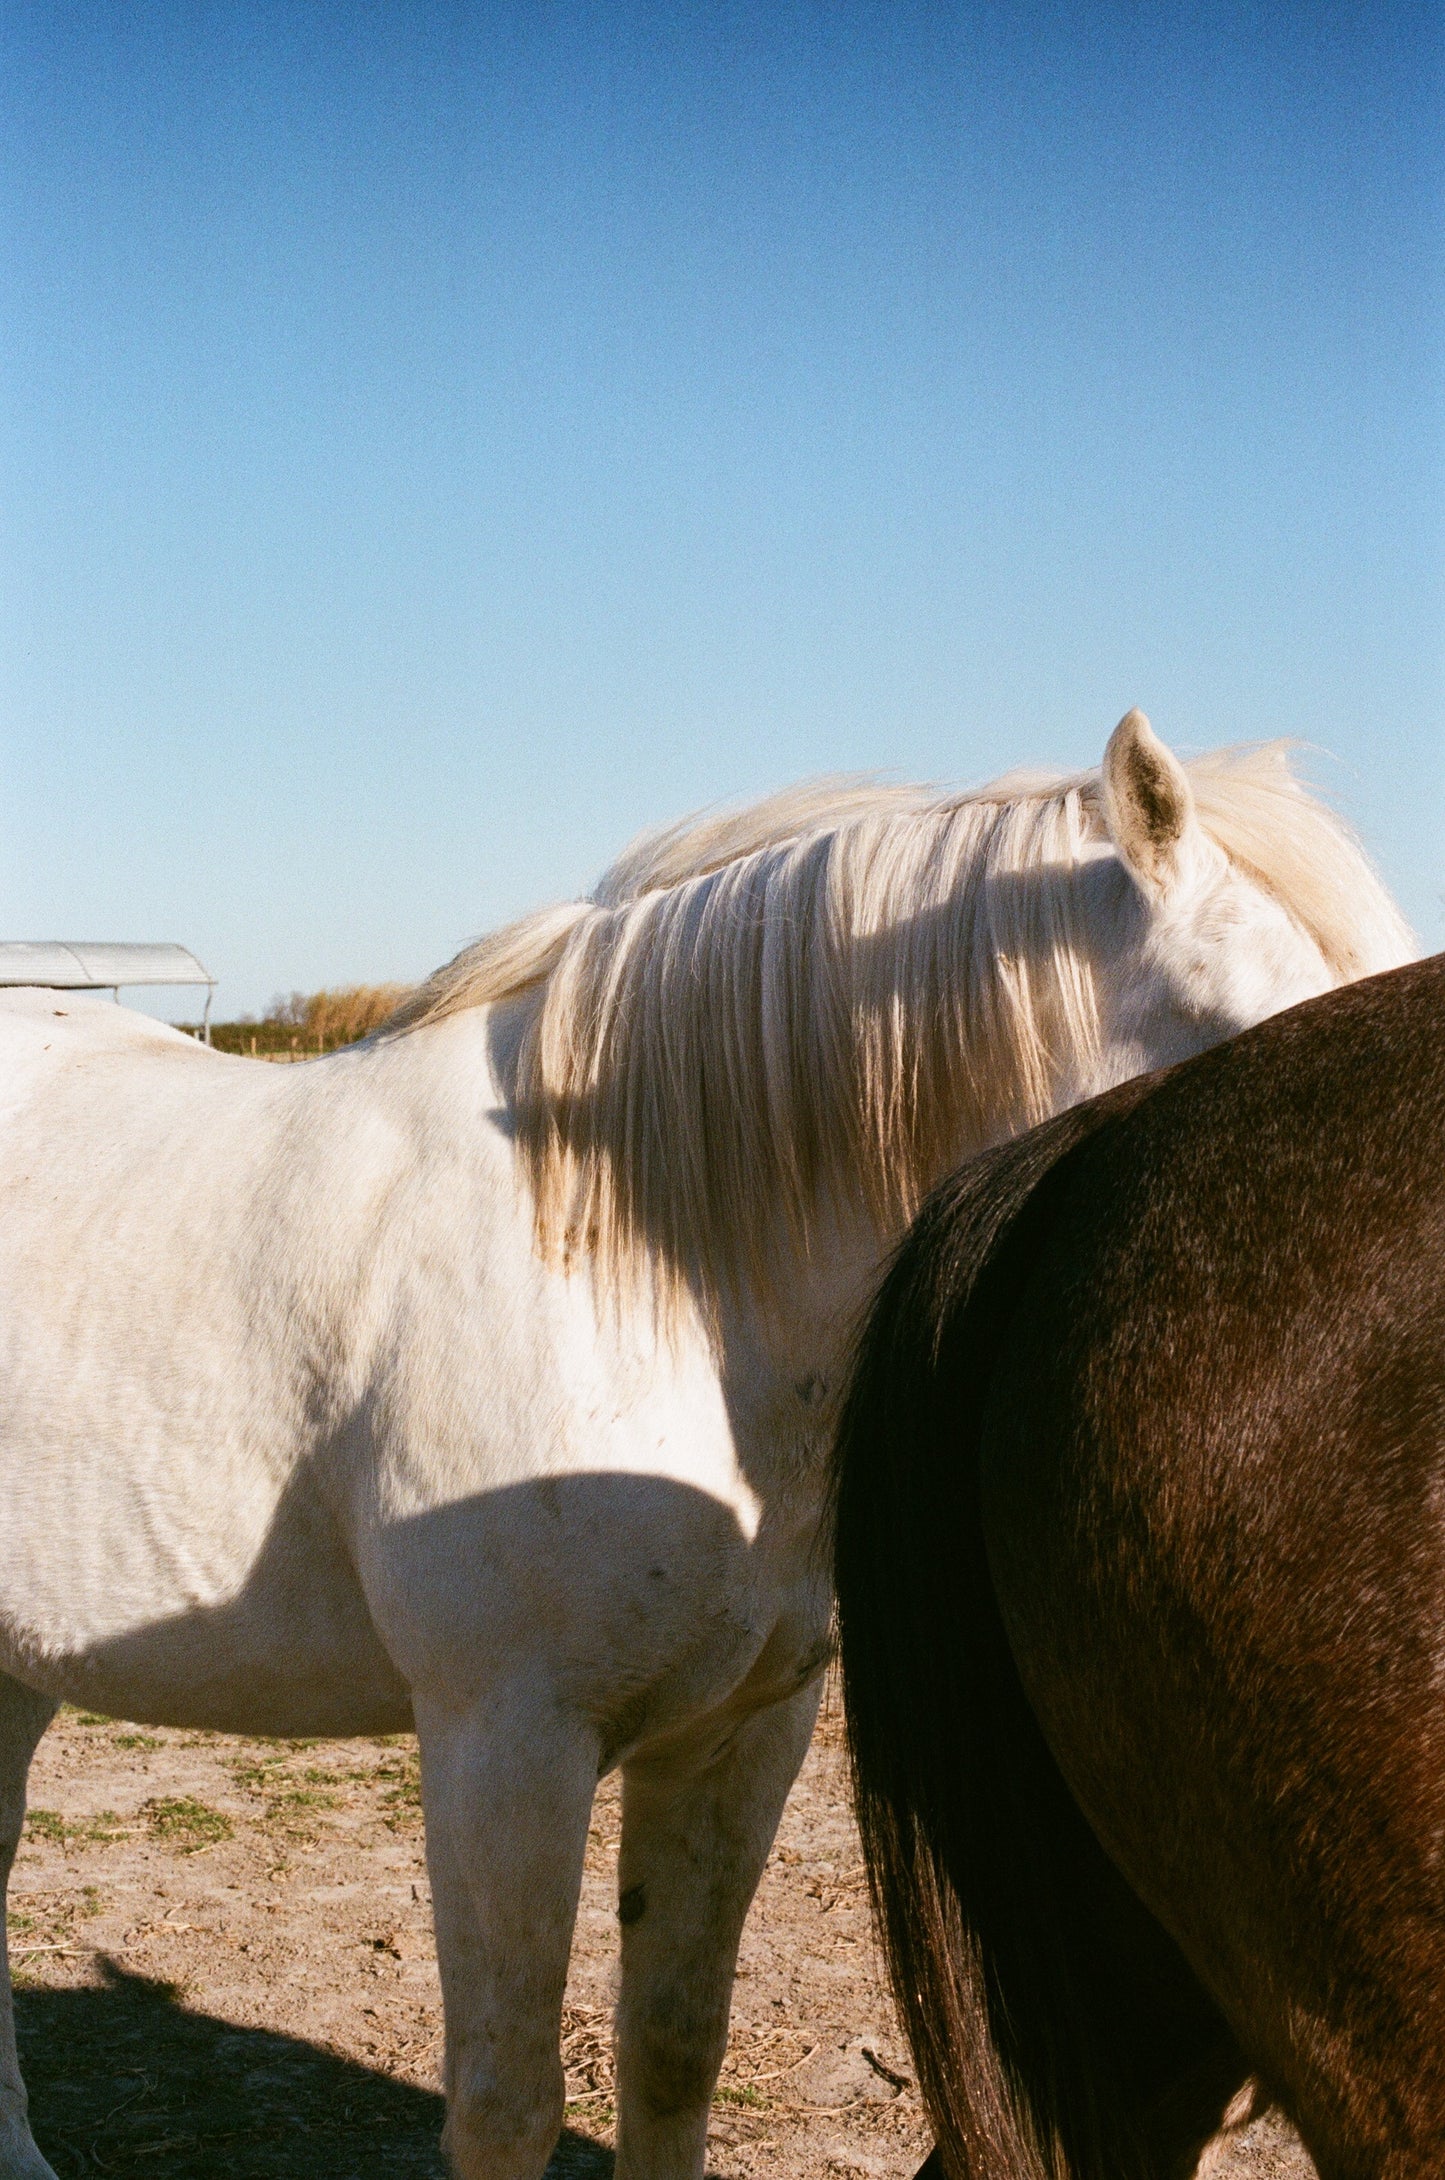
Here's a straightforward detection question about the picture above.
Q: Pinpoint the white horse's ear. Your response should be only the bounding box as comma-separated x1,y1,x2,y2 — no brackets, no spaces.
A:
1100,709,1201,903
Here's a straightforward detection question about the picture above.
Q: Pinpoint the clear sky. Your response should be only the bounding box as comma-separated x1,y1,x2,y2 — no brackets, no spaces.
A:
3,2,1441,1019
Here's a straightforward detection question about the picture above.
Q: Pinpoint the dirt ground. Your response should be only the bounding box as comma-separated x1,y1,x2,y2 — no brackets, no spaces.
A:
9,1694,1310,2179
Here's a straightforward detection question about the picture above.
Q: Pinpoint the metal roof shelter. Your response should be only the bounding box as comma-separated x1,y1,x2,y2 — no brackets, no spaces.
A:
0,943,216,1042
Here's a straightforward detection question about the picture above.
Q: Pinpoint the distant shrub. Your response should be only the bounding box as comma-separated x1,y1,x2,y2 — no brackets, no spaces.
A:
187,984,413,1057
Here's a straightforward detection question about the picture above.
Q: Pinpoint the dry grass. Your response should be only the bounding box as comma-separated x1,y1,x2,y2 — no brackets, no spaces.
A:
142,1798,234,1853
277,986,413,1047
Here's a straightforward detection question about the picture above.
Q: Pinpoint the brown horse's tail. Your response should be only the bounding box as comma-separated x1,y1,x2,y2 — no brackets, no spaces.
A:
834,1084,1224,2180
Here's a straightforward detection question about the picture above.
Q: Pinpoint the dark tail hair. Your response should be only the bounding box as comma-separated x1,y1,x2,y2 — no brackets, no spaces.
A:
834,1085,1229,2180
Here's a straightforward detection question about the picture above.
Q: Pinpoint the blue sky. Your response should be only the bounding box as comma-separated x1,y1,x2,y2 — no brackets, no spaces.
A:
3,2,1441,1018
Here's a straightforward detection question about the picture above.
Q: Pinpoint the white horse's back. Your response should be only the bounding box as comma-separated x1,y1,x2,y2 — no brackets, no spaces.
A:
0,984,207,1098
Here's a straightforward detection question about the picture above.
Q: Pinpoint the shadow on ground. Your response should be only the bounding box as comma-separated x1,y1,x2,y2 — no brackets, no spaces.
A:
18,1960,614,2180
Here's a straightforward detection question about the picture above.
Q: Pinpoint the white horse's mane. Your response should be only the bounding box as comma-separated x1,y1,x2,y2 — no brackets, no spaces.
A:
388,744,1409,1304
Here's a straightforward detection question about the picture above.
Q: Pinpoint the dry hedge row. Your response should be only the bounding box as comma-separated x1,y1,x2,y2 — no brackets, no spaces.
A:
197,984,413,1057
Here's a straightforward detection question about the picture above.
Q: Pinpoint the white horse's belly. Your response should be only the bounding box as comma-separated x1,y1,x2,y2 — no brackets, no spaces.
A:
0,1381,413,1732
0,1492,413,1736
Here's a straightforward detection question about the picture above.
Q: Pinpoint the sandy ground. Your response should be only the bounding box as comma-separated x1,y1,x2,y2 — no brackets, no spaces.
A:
8,1696,1311,2179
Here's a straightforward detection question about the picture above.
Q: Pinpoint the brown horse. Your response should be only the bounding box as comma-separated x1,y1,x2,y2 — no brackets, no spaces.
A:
833,953,1445,2180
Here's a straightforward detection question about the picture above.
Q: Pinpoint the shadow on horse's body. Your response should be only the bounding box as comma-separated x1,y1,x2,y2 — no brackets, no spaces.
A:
835,953,1445,2180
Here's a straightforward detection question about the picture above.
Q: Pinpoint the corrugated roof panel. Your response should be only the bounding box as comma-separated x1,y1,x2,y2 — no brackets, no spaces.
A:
0,944,90,985
0,943,213,988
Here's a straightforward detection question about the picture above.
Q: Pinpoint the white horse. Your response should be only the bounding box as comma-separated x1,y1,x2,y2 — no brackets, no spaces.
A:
0,712,1414,2180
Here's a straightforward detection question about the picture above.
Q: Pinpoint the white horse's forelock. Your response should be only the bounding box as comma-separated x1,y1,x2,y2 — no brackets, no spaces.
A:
386,744,1410,1307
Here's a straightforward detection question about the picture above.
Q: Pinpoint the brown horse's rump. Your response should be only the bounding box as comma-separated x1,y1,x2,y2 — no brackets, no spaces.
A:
835,955,1445,2180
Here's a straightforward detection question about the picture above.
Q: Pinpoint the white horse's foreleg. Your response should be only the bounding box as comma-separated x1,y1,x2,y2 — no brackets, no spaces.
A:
415,1685,599,2180
0,1676,58,2180
613,1678,822,2180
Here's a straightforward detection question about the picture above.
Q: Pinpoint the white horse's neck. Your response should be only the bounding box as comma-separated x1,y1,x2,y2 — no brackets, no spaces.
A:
418,739,1412,1351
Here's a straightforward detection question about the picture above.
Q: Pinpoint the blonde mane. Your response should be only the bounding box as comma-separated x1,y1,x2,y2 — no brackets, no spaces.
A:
387,745,1410,1307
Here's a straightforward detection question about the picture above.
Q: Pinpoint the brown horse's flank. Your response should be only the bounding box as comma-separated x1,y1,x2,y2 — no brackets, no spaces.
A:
834,954,1445,2180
